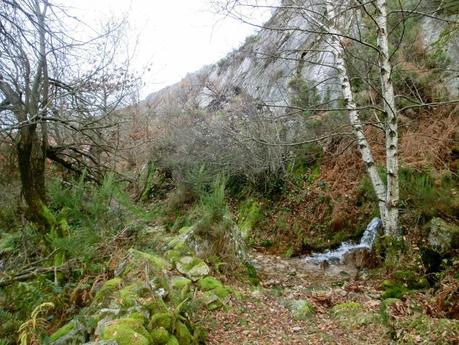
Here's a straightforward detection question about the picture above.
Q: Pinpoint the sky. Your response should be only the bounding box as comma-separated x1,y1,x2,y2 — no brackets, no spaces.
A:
64,0,273,98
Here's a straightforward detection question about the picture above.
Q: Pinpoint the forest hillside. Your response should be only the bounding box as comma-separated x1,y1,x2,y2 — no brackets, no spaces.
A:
0,1,458,344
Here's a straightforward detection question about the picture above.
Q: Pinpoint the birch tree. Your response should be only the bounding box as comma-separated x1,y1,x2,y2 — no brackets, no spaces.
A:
212,0,456,238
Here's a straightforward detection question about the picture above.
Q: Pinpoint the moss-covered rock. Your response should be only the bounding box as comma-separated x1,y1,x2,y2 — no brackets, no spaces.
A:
150,312,173,332
101,318,151,343
175,321,192,345
117,282,150,307
197,277,223,291
392,269,429,290
166,335,180,345
101,320,150,345
50,322,77,342
128,248,172,271
151,327,170,344
171,276,192,291
95,278,123,303
176,256,210,281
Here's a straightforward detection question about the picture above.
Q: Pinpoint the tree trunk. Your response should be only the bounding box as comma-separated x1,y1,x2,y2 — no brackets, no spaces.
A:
375,0,400,236
16,123,53,230
324,2,388,227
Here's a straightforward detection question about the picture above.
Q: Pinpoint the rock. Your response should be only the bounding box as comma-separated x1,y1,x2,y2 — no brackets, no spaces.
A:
197,277,224,291
176,256,210,281
117,282,150,308
150,327,170,344
175,321,192,345
171,276,192,291
342,248,372,268
427,218,459,253
50,321,86,345
150,313,173,332
100,318,151,345
95,278,123,304
166,336,180,345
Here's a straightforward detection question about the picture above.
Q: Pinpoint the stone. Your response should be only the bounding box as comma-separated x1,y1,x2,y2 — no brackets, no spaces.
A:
150,327,170,344
175,321,192,345
95,278,123,304
197,277,223,291
176,256,210,281
100,318,151,345
171,276,192,291
150,312,173,332
50,321,86,345
427,218,459,253
166,336,180,345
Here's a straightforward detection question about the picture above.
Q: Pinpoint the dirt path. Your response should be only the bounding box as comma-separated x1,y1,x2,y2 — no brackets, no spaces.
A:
201,251,391,345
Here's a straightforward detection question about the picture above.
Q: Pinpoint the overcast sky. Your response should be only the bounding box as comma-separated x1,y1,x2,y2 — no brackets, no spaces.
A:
64,0,273,98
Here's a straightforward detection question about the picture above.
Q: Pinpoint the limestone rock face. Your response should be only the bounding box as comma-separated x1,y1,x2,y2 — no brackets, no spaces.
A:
145,1,338,113
144,1,458,113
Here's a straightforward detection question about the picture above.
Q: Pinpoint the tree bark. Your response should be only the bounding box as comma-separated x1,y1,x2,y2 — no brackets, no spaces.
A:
375,0,400,236
324,2,388,227
16,123,53,229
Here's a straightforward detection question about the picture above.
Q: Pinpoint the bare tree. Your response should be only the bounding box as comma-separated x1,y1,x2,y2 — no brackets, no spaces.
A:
212,0,458,238
0,0,138,230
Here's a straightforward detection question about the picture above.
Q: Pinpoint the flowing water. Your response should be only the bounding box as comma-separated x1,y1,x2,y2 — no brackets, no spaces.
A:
304,217,382,265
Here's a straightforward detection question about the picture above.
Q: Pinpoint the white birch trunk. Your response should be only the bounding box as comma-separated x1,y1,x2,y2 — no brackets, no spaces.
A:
375,0,400,236
324,2,388,227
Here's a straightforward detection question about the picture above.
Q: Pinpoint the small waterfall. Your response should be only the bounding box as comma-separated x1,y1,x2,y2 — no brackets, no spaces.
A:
304,217,382,265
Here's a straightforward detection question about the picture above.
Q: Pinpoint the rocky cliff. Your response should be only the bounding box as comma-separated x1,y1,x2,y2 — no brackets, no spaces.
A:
144,1,458,113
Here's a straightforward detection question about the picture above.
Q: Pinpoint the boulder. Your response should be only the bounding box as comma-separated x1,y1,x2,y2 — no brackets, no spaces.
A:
427,218,459,253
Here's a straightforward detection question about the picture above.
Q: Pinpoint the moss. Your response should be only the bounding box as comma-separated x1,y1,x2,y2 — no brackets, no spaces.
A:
151,327,170,344
144,298,168,314
166,335,180,345
395,314,459,344
171,276,192,291
175,321,192,345
95,277,123,303
128,248,172,271
197,277,223,291
118,283,149,308
392,269,429,290
128,312,147,323
150,313,173,332
49,321,76,341
176,256,210,281
382,280,410,299
332,302,363,318
101,319,150,345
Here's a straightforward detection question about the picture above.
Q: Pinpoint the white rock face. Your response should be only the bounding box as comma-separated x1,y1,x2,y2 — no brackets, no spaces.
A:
145,2,338,113
144,1,458,112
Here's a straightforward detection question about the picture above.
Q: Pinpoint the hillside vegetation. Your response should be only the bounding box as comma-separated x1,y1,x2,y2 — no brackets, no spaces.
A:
0,0,458,344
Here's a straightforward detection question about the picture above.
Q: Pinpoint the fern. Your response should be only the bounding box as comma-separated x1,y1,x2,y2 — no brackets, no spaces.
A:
17,302,54,345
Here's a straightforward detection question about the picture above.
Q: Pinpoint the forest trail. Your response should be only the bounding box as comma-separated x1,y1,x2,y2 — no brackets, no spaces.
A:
201,251,391,345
